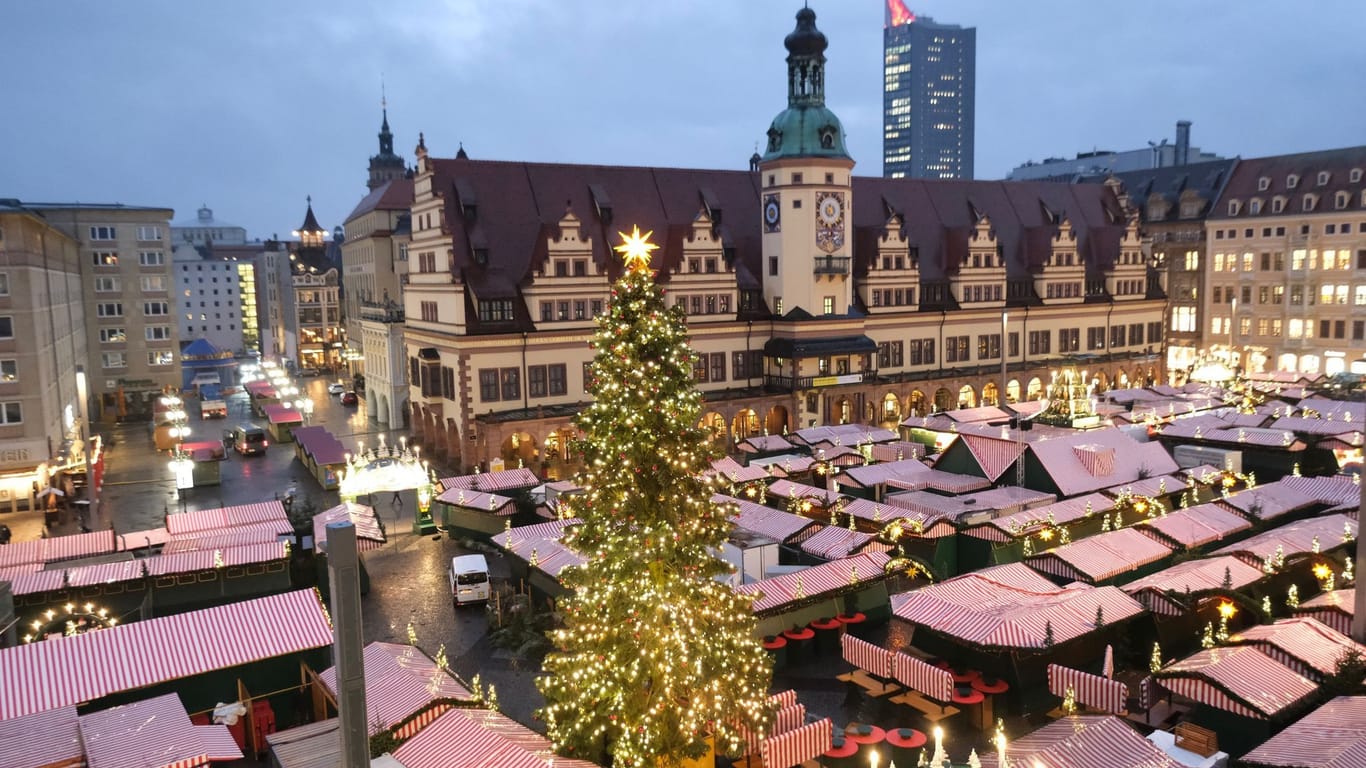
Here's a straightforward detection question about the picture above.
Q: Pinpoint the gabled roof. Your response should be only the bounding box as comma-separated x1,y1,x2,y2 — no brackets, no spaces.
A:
1210,145,1366,220
344,178,415,224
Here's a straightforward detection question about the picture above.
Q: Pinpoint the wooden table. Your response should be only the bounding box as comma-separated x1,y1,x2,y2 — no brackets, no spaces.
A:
888,690,960,723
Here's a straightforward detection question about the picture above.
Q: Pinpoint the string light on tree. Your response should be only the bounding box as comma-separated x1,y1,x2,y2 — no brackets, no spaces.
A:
536,227,772,767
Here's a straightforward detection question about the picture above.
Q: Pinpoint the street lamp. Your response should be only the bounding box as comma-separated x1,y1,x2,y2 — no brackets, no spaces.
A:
168,449,194,511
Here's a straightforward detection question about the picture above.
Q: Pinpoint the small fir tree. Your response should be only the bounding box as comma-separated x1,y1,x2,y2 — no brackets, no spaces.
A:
1043,620,1055,647
1094,606,1105,628
536,228,772,767
1221,566,1233,590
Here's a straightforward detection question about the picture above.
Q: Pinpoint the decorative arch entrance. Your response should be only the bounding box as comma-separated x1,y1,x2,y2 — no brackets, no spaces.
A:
880,392,902,427
764,405,789,435
981,382,999,407
1006,379,1020,404
933,388,954,412
500,431,538,468
731,408,761,441
957,384,977,409
1026,377,1043,400
698,412,728,453
909,390,926,417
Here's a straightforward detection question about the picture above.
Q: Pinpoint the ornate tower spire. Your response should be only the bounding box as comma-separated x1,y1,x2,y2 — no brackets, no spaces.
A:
367,82,406,191
784,7,828,107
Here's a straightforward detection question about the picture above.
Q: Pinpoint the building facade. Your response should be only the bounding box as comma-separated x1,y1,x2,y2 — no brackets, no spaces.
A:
172,243,247,356
0,203,89,510
1103,160,1237,377
26,203,181,421
882,1,975,180
1204,146,1366,376
400,8,1167,475
1008,121,1226,182
342,178,412,375
290,200,344,372
170,204,247,247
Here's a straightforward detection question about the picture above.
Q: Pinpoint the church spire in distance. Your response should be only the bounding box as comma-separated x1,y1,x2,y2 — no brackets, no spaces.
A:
367,77,407,191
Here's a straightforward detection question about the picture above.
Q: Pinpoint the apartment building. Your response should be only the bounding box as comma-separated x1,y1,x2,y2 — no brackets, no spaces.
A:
1204,147,1366,376
25,203,179,421
400,8,1166,474
0,203,89,509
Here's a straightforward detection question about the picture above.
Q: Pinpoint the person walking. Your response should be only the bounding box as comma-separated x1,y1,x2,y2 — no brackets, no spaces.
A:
391,490,403,508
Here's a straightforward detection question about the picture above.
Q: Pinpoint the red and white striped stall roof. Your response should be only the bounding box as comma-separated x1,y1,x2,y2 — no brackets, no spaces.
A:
1221,481,1322,522
43,529,117,565
892,568,1145,649
836,458,930,491
1026,527,1174,584
0,530,117,569
1231,617,1366,679
978,715,1177,768
0,705,81,768
1241,696,1366,768
494,524,586,579
0,589,332,721
116,527,172,551
79,692,242,768
737,552,891,614
1293,589,1355,636
707,456,770,484
844,497,954,538
0,563,40,581
959,433,1026,482
492,518,580,550
799,526,877,559
436,487,516,515
440,467,540,493
760,717,832,768
961,492,1114,542
314,503,386,553
261,402,303,425
751,453,817,478
143,541,288,577
1278,475,1361,511
7,569,65,596
1156,645,1317,720
393,707,586,768
720,495,820,544
765,479,843,506
64,560,145,588
1029,429,1178,497
319,642,472,735
1047,663,1128,715
166,501,287,535
871,441,925,463
1122,555,1265,615
789,424,897,448
1136,503,1253,549
736,434,795,454
163,520,290,552
1101,473,1186,500
1211,513,1357,565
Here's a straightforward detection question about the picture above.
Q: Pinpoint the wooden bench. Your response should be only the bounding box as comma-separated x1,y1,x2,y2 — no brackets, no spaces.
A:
1174,722,1219,757
836,669,900,697
889,690,960,723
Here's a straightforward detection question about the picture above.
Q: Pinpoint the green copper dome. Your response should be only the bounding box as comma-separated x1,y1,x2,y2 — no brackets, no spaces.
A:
761,7,850,163
762,105,850,162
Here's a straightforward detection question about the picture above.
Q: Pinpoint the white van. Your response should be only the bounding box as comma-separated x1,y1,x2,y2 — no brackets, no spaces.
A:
449,554,491,606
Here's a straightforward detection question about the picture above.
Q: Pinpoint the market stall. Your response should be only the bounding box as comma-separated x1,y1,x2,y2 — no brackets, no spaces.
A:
1241,696,1366,768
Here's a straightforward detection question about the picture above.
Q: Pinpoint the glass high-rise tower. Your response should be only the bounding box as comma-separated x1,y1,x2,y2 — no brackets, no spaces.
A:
882,1,975,179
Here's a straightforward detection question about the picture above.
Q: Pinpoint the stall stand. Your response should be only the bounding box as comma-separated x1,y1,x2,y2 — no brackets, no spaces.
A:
176,440,226,486
262,403,304,444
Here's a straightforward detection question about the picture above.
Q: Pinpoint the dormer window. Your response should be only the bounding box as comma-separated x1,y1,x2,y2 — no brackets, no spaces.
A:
1317,171,1331,186
1249,198,1262,215
1180,201,1201,218
1335,191,1350,210
1227,199,1241,216
1303,193,1318,211
1351,169,1363,183
1287,174,1299,189
818,126,837,150
1272,196,1285,214
1257,176,1270,191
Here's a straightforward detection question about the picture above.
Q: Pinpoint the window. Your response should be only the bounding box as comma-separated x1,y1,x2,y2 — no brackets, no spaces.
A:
1059,328,1080,352
791,173,803,184
769,256,778,276
548,364,566,396
89,226,116,240
732,350,764,379
1087,327,1106,350
1355,321,1365,341
140,275,166,292
1227,200,1241,216
138,251,165,267
693,355,709,382
477,300,515,322
99,327,125,343
528,365,547,398
822,296,834,315
0,360,15,382
945,335,969,363
710,352,725,382
1286,174,1299,189
877,341,904,368
574,300,586,320
147,351,174,366
976,334,1000,360
96,303,122,318
145,325,172,341
92,251,118,267
500,368,520,401
420,301,438,322
1110,325,1126,348
773,297,782,315
143,301,168,316
1008,332,1020,357
478,369,499,401
94,276,120,292
540,301,553,322
420,252,437,273
0,402,21,424
101,352,126,369
1317,171,1331,186
1171,306,1197,333
137,226,162,241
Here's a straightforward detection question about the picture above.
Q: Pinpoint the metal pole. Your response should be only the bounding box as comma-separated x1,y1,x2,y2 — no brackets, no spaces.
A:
326,521,370,768
1001,311,1009,408
75,366,97,523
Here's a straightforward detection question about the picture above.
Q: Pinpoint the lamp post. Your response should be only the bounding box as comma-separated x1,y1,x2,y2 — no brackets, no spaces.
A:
1001,310,1009,407
1229,296,1238,371
75,366,97,523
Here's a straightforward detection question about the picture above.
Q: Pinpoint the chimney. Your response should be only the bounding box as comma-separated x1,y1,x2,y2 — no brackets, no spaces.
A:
1175,121,1191,166
327,521,370,768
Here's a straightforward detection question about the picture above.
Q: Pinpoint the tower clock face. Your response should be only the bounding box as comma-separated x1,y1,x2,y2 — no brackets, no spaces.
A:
814,191,845,253
763,194,781,233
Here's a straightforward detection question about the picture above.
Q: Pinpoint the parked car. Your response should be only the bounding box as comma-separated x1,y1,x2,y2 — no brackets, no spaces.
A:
340,391,359,406
327,382,345,394
449,554,491,606
230,425,269,455
300,367,320,377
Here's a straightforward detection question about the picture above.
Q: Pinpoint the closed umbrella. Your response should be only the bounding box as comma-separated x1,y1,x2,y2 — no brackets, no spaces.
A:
1102,644,1114,680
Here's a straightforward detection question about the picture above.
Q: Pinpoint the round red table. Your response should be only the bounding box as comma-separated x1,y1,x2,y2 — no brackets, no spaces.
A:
843,723,887,744
950,688,984,706
973,677,1009,695
822,735,859,768
952,668,979,684
783,627,815,665
762,635,788,670
836,612,867,637
886,727,927,766
810,617,842,655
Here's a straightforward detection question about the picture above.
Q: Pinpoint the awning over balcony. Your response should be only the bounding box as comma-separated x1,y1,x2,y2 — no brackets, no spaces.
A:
763,335,877,359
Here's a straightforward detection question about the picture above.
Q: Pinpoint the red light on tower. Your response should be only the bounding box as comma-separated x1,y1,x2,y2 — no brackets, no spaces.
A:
886,0,915,28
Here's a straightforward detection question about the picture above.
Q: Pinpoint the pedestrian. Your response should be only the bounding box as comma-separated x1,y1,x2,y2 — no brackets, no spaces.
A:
391,490,403,508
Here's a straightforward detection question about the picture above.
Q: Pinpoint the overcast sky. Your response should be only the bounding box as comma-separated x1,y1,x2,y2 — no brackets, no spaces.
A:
5,1,1364,240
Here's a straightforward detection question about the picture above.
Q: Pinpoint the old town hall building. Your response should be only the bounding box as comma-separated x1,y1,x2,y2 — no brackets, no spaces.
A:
402,8,1166,474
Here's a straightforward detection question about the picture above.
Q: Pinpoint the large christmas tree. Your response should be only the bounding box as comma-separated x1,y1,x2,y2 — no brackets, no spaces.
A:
537,227,773,766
